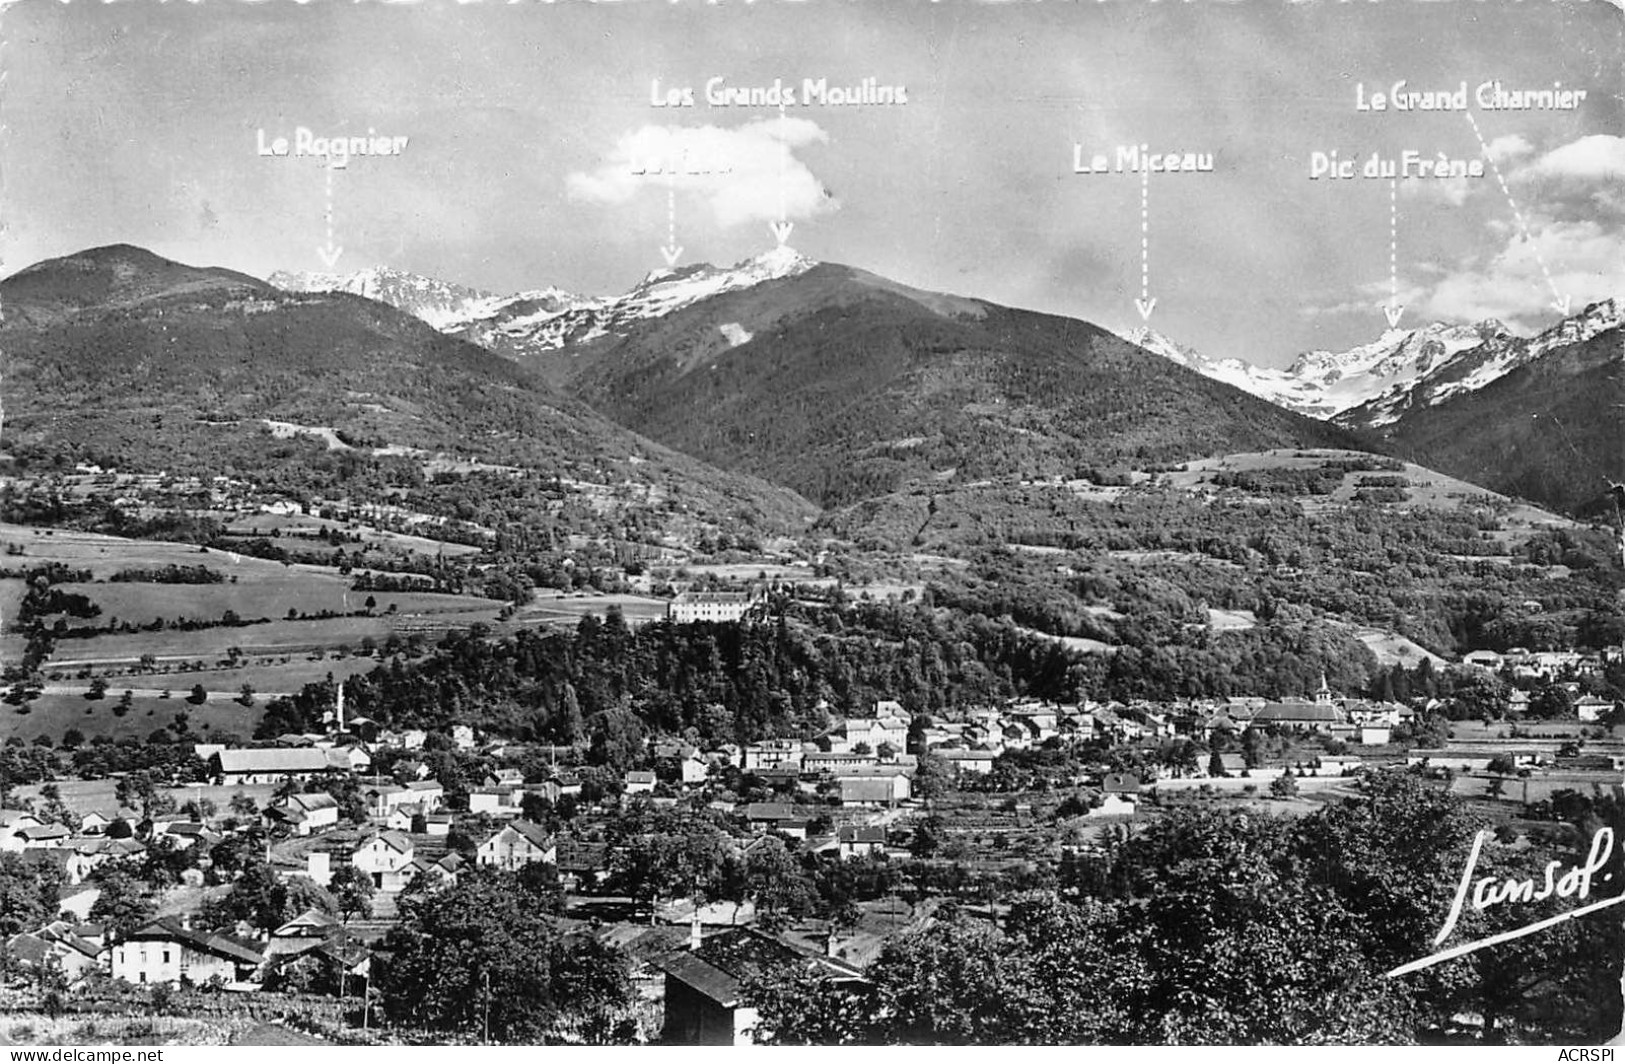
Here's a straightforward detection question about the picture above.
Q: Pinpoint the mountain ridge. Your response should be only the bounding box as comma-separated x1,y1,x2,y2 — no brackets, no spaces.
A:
0,245,818,534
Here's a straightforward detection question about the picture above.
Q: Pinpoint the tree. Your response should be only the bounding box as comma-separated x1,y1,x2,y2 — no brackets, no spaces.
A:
205,856,338,932
329,863,375,924
0,853,59,936
1270,773,1299,799
88,867,155,938
115,770,170,822
1531,685,1575,720
1207,748,1228,779
238,684,256,707
188,684,208,705
229,791,258,818
744,836,817,926
377,871,618,1042
85,678,108,701
611,825,738,922
587,705,645,773
911,753,952,802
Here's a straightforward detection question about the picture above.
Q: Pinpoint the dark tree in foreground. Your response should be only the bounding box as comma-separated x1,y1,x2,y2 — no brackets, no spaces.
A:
375,870,634,1043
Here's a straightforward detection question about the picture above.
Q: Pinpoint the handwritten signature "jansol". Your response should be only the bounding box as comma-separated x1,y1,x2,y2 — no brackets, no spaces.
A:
1387,827,1625,978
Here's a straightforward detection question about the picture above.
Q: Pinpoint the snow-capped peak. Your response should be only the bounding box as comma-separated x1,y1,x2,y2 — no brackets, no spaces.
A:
268,265,526,330
439,247,818,359
1526,297,1621,360
1123,300,1620,428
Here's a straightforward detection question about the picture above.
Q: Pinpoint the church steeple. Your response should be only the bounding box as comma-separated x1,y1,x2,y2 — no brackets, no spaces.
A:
1315,672,1333,705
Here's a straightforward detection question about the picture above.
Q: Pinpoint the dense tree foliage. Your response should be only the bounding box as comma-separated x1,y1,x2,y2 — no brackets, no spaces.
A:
375,870,634,1043
747,771,1625,1045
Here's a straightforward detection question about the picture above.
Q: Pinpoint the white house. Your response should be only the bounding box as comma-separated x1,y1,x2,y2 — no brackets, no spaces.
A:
742,740,802,772
1,811,46,852
110,918,263,987
352,831,416,892
836,825,886,861
838,774,911,808
469,786,524,817
476,822,556,871
681,754,711,786
214,748,335,786
266,793,340,836
667,591,757,624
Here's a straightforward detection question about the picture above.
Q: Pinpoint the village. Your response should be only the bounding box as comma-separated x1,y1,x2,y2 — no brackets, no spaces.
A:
5,654,1625,1044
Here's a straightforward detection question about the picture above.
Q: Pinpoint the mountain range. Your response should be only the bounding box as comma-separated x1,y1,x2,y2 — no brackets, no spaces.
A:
276,248,820,386
6,243,1617,527
0,244,815,533
1125,299,1621,429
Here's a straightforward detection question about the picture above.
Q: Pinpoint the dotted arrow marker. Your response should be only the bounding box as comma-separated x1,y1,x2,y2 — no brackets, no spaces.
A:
769,102,794,248
316,162,343,269
1133,165,1155,322
1384,177,1405,329
1465,110,1570,317
660,186,683,267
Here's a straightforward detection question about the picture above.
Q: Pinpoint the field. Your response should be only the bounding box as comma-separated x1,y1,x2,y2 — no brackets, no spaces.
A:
52,580,499,631
220,511,486,557
2,522,507,741
5,689,269,744
1347,625,1450,668
10,778,282,817
43,612,499,666
518,591,672,628
1162,449,1577,542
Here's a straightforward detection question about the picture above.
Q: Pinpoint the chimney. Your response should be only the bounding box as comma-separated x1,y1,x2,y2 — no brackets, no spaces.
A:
825,927,838,958
689,908,703,952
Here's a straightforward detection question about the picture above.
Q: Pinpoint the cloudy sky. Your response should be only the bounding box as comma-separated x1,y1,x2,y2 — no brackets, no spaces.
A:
7,0,1620,367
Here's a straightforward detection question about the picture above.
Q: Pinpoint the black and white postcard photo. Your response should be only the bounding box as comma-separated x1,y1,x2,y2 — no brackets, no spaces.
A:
0,0,1621,1051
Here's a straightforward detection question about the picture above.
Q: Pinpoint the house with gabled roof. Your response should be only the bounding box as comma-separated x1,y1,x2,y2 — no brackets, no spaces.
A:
837,775,910,809
110,917,264,987
654,926,865,1045
352,830,415,892
16,822,71,849
469,785,524,817
265,792,340,836
404,779,444,810
214,747,336,786
836,825,886,861
476,821,556,871
266,908,340,957
1249,702,1345,732
6,925,106,985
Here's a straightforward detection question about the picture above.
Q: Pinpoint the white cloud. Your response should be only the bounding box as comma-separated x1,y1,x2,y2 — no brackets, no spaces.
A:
566,117,838,228
1510,134,1625,219
1420,218,1625,326
1518,134,1625,183
1299,278,1430,320
1399,134,1625,328
1399,174,1474,207
1486,134,1534,167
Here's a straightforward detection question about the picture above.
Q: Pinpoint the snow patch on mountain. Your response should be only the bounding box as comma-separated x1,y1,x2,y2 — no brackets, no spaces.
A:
1124,298,1621,426
1125,327,1333,418
267,266,525,330
445,247,817,359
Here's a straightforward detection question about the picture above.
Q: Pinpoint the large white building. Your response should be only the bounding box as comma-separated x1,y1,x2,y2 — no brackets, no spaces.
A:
667,591,758,624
